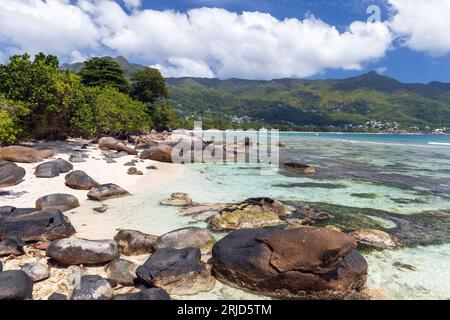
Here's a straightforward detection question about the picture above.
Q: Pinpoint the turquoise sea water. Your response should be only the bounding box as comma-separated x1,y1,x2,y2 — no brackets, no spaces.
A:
105,133,450,299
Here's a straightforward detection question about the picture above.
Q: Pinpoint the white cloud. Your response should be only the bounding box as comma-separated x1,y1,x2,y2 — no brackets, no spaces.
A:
0,0,394,79
388,0,450,56
122,0,142,10
376,66,387,74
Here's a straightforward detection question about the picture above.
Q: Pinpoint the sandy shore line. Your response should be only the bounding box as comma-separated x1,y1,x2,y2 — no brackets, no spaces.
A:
0,140,187,239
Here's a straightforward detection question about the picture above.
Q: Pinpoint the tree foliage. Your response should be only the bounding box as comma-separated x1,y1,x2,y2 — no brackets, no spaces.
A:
79,57,130,93
131,67,169,104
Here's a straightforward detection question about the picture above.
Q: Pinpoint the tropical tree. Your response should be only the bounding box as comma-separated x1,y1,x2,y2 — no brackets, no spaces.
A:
130,67,169,104
148,104,178,131
79,57,129,93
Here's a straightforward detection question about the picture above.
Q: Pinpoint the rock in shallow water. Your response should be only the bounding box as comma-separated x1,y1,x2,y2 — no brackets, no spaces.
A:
65,170,99,190
0,270,33,300
155,227,216,254
47,238,119,266
87,183,130,201
136,247,215,295
71,275,113,300
210,198,291,231
0,160,25,188
212,227,368,299
114,229,157,256
21,262,50,282
0,209,75,242
36,193,80,212
160,193,193,206
351,229,397,249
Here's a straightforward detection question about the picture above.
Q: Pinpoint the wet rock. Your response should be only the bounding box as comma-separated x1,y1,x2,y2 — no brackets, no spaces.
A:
113,288,171,300
391,198,427,204
351,229,397,249
21,262,50,282
144,144,173,163
65,171,99,190
0,209,75,241
93,204,109,213
393,262,416,271
71,275,113,300
136,247,215,295
212,227,367,299
127,167,143,175
210,198,291,231
48,292,67,300
47,238,119,266
0,146,54,163
351,193,378,199
160,193,193,206
298,204,334,221
87,183,130,201
105,259,138,286
36,193,80,212
0,270,33,300
114,229,157,256
34,158,73,178
283,163,316,174
0,160,26,188
178,204,227,216
155,227,216,254
0,237,25,256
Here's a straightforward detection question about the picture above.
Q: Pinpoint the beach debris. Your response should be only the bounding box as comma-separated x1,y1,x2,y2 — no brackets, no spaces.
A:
114,229,157,256
93,204,109,213
36,193,80,212
105,258,138,286
21,262,50,282
0,209,76,242
47,238,119,266
87,183,130,201
283,163,316,174
209,198,290,231
0,146,54,163
0,270,33,300
0,160,25,188
65,170,99,190
160,192,193,207
136,247,215,295
351,228,397,249
212,227,367,299
155,227,216,254
71,275,113,300
34,158,73,178
113,288,170,300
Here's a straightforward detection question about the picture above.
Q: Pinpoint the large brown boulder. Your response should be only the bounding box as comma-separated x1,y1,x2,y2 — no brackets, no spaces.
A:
34,159,73,178
210,198,291,231
0,209,76,242
0,160,25,187
114,229,157,256
212,227,368,299
98,137,137,155
65,171,99,190
0,146,54,163
0,271,33,300
155,227,216,254
36,194,80,212
143,144,173,163
87,184,130,201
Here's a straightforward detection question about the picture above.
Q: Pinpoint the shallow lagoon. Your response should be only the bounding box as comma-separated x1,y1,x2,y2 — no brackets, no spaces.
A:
87,133,450,299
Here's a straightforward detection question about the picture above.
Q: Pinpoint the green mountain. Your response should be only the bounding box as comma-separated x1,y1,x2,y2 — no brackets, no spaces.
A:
61,57,450,131
167,72,450,131
61,56,145,78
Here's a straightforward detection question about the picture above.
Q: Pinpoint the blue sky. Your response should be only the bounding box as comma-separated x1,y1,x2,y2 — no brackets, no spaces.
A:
1,0,450,83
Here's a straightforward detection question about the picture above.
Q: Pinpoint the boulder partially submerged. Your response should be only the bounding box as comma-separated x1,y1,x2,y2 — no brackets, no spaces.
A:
284,163,316,175
0,160,25,188
212,227,368,299
160,193,193,207
351,229,397,249
210,198,291,231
